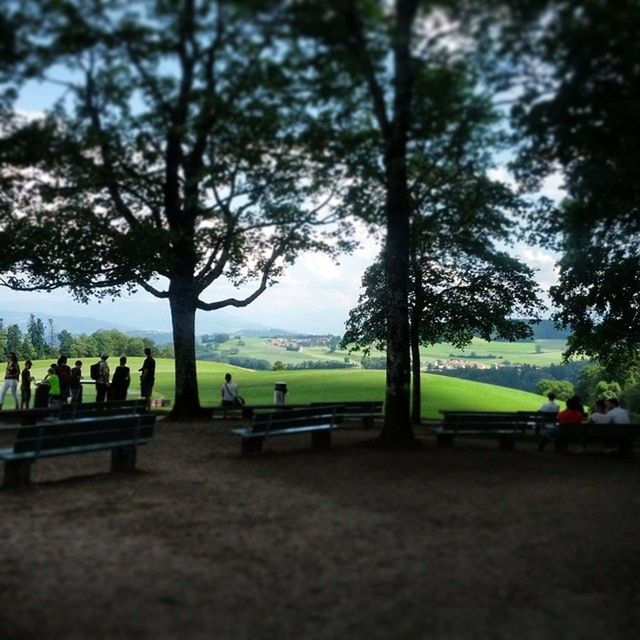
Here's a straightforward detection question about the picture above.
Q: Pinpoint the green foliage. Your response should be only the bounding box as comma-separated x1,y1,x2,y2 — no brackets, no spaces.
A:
439,361,587,395
5,323,22,355
535,378,573,401
0,1,354,414
508,1,640,366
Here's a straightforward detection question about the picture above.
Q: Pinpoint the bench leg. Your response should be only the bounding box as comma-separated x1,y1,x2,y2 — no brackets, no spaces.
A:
499,435,515,451
437,433,454,447
111,447,137,472
241,437,263,456
362,417,374,429
4,460,32,488
311,430,331,450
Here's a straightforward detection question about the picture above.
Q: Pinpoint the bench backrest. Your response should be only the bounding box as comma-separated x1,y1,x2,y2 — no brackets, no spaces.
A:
13,414,156,454
251,407,340,433
60,398,147,415
310,401,384,414
0,408,57,425
440,411,556,425
56,407,147,420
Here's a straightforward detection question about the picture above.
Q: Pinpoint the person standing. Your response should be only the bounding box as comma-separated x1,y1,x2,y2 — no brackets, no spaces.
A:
139,348,156,408
96,353,110,403
109,356,131,402
44,366,62,408
69,360,83,405
20,359,34,409
0,352,20,410
57,355,72,403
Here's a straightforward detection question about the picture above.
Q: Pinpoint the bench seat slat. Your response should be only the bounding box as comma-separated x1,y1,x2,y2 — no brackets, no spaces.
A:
232,423,333,439
0,438,150,461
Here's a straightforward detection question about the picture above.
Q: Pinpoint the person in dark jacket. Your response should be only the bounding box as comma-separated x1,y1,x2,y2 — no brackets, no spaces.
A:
139,348,156,409
109,356,131,402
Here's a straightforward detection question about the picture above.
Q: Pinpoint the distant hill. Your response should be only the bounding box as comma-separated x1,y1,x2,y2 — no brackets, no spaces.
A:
531,319,571,340
0,305,295,343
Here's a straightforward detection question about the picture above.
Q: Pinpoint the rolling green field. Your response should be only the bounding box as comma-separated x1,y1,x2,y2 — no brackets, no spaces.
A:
8,358,547,419
211,336,569,367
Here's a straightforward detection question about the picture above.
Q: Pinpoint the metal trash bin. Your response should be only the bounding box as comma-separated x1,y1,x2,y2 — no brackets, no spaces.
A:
273,382,287,407
34,382,50,409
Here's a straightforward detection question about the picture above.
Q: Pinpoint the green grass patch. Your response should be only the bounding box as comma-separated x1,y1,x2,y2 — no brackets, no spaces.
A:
6,358,546,419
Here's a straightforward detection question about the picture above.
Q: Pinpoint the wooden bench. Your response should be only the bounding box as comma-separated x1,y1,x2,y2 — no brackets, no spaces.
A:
231,407,341,455
310,401,384,428
207,403,311,420
433,411,541,450
0,413,156,488
548,423,639,455
0,407,59,426
0,399,148,426
57,398,148,420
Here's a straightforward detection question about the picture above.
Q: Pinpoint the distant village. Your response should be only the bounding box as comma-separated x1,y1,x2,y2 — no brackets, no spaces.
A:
267,336,507,371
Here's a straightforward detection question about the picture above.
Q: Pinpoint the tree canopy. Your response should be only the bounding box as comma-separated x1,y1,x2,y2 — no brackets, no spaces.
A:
506,0,640,367
0,0,352,416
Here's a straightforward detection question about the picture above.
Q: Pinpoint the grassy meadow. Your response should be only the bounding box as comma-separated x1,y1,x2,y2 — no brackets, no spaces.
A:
9,357,547,419
220,336,569,367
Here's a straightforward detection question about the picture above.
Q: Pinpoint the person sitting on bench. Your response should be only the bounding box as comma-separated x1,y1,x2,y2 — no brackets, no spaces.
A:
221,373,244,413
538,395,584,451
605,398,630,424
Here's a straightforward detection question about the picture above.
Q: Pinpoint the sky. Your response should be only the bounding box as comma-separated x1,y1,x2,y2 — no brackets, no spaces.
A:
2,57,565,337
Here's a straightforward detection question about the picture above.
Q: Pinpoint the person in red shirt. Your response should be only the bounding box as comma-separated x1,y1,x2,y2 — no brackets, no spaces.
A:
538,396,584,450
557,396,585,424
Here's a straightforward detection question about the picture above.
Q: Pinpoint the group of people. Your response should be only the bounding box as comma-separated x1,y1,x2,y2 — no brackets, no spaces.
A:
0,348,156,410
538,391,630,451
92,348,156,407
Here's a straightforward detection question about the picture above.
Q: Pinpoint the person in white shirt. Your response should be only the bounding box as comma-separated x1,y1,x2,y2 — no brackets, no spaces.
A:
537,392,560,438
588,399,610,424
605,398,630,424
221,373,241,407
539,392,560,414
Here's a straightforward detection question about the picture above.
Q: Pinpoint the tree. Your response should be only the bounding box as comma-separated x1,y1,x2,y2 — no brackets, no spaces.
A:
289,0,492,445
26,314,47,359
344,247,540,420
331,23,542,423
535,379,573,401
1,1,351,417
57,329,75,356
505,1,640,367
0,320,6,357
5,323,22,356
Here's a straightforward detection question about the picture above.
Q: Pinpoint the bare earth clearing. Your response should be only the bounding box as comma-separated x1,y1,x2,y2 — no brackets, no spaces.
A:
1,420,639,639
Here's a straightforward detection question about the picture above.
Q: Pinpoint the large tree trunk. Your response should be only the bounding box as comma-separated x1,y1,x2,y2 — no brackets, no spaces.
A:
410,245,422,424
379,0,417,448
168,283,201,419
380,172,414,446
410,318,422,425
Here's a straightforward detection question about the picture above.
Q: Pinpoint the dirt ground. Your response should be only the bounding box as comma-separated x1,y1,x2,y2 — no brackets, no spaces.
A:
0,419,639,640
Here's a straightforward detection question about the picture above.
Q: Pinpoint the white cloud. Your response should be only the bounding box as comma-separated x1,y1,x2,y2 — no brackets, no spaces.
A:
516,246,560,291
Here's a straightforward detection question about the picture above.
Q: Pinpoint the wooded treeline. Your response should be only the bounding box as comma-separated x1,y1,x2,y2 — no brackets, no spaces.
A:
0,314,172,360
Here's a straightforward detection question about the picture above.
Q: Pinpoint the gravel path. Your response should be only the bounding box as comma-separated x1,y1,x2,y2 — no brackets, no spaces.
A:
1,420,639,639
